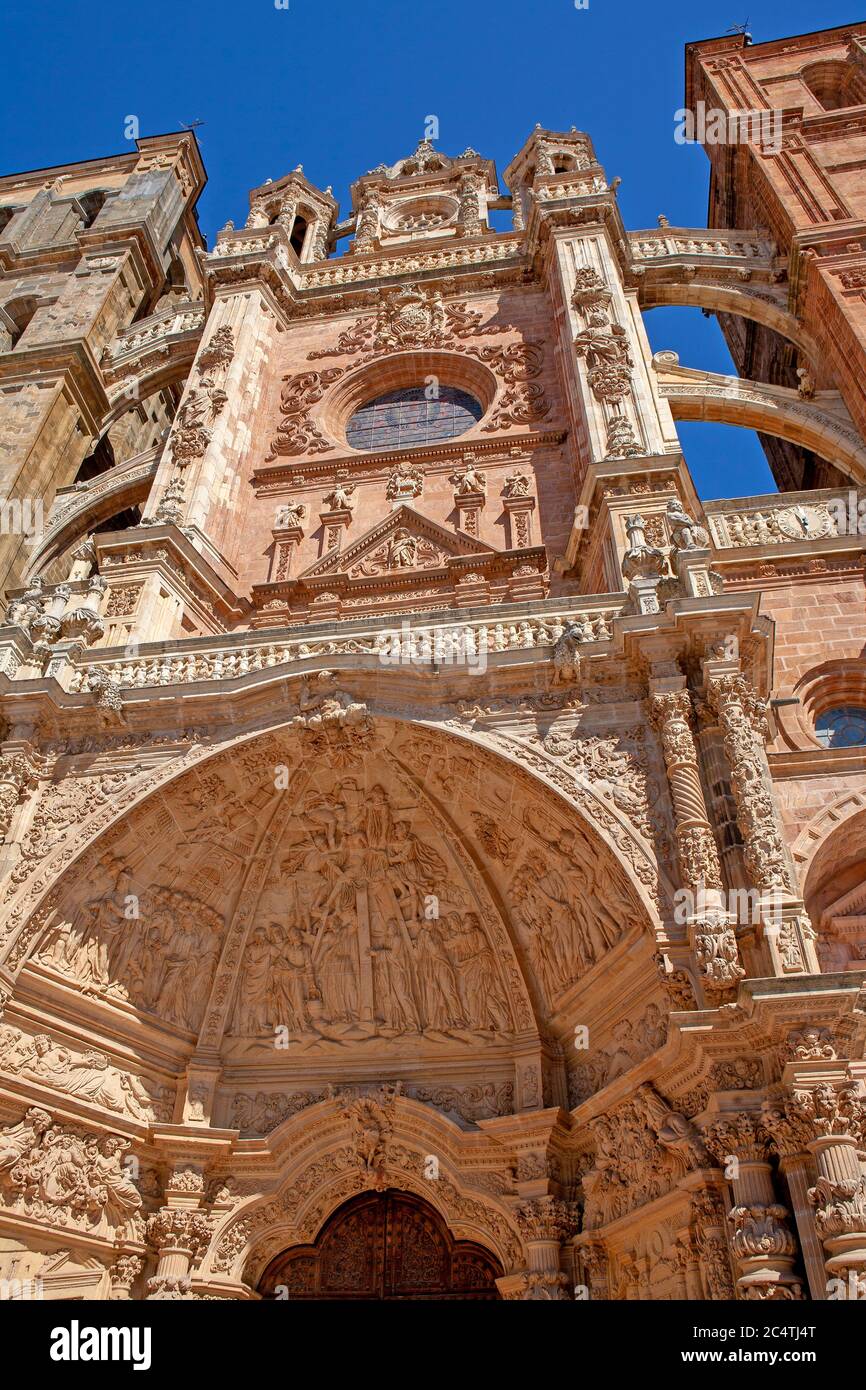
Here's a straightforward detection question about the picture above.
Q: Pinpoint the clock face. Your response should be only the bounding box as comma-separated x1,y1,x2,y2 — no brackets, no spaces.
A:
775,505,832,541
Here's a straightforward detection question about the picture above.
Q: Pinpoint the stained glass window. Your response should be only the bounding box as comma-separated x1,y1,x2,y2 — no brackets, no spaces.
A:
815,705,866,748
346,385,482,451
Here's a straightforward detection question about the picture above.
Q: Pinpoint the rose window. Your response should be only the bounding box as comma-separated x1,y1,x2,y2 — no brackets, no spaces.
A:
815,705,866,748
346,385,483,451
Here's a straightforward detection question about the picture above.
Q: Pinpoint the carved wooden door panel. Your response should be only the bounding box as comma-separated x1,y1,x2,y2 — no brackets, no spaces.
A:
258,1190,501,1299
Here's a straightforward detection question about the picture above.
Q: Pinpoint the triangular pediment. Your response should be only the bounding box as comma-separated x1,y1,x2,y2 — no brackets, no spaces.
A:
300,505,497,581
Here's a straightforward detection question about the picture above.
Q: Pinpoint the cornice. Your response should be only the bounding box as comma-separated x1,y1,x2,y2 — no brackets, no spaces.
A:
251,429,566,493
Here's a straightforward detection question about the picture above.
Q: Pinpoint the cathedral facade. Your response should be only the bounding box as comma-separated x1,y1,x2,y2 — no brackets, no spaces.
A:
0,21,865,1302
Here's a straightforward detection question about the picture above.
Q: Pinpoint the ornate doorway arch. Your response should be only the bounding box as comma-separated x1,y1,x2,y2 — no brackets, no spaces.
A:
257,1190,503,1300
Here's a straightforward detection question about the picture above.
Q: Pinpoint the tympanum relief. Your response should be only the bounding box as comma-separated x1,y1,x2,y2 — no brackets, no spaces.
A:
227,775,514,1047
36,867,224,1034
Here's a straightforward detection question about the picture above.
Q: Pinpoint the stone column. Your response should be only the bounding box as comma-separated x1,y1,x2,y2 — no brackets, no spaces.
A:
146,1162,213,1300
502,492,534,549
109,1254,143,1301
318,505,353,557
574,1236,609,1301
766,1080,866,1300
689,1190,737,1300
146,1208,213,1300
705,665,819,976
704,1114,803,1299
649,683,744,1002
510,1199,580,1299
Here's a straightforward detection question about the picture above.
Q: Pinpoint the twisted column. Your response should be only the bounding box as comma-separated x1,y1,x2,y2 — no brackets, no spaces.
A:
650,685,744,999
705,669,818,975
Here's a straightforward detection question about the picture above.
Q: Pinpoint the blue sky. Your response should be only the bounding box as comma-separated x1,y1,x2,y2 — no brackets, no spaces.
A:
4,0,864,500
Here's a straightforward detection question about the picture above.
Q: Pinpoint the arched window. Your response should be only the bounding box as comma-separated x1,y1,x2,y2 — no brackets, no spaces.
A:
289,213,309,257
346,385,483,451
801,60,864,111
1,295,39,350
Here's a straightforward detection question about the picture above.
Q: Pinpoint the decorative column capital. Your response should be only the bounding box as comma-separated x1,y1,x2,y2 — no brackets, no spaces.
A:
792,1080,866,1141
147,1207,212,1256
514,1197,580,1244
704,1112,771,1165
109,1254,143,1299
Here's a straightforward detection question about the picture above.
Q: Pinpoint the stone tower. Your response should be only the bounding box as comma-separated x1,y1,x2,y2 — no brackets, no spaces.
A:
0,28,864,1302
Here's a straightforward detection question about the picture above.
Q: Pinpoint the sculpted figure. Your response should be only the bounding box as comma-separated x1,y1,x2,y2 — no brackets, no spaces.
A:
317,913,360,1023
666,496,709,551
0,1107,50,1173
450,463,486,496
273,925,316,1031
443,913,510,1031
414,921,465,1029
370,918,419,1031
275,500,306,530
293,671,366,730
323,482,356,512
92,1136,144,1238
388,528,418,569
552,622,581,685
232,924,273,1034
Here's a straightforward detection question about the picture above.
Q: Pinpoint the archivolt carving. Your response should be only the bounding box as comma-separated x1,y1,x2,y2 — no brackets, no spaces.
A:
205,1098,523,1284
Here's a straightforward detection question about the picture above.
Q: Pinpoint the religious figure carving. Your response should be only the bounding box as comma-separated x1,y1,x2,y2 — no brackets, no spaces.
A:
0,1110,143,1239
37,868,223,1031
228,778,512,1042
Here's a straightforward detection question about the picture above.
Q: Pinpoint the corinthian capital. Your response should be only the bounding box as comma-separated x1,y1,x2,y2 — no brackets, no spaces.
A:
147,1207,213,1257
792,1081,866,1140
514,1197,580,1244
703,1112,770,1165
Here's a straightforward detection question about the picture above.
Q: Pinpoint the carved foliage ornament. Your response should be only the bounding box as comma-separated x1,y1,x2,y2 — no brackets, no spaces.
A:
265,368,343,460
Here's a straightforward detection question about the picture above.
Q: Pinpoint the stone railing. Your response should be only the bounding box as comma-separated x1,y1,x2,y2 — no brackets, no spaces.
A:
629,228,773,263
208,230,523,291
57,596,622,693
102,301,205,380
705,487,866,549
533,172,608,201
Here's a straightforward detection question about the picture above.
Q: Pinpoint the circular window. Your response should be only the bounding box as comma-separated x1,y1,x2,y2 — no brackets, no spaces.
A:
815,705,866,748
345,385,483,452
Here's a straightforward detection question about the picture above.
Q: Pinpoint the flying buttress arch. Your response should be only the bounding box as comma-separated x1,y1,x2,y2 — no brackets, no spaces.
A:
653,355,866,484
